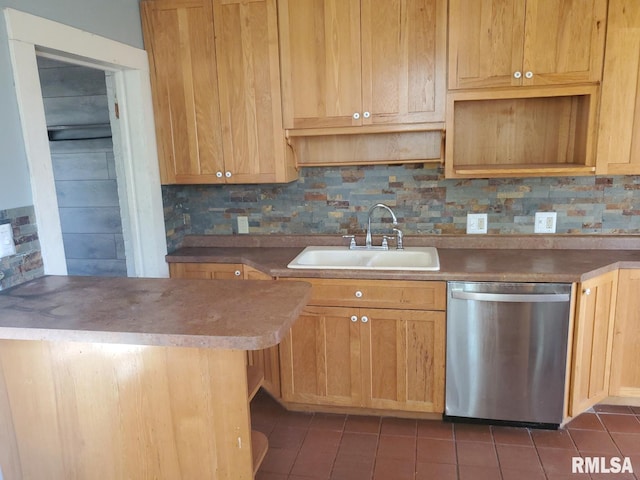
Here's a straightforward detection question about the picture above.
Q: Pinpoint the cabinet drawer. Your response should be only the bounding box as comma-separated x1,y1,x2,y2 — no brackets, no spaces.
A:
169,263,244,280
294,278,446,311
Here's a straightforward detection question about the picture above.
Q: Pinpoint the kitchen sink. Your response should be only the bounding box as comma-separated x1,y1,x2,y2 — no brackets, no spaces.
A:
287,246,440,271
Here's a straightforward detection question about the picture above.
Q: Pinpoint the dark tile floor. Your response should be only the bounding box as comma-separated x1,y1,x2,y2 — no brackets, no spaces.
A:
251,391,640,480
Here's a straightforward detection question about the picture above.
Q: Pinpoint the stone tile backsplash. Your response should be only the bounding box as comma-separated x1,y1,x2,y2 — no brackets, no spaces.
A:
0,205,44,290
162,164,640,252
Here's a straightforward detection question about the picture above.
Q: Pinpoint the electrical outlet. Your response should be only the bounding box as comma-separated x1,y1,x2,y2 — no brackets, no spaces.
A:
535,212,557,233
237,216,249,234
466,213,488,234
0,223,16,259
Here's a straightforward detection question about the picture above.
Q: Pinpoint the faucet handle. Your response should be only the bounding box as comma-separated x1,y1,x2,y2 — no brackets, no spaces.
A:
393,228,404,250
342,235,357,249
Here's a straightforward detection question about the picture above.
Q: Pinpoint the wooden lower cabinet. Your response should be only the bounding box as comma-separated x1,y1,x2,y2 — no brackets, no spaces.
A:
169,262,281,397
609,269,640,398
169,262,270,281
569,270,618,416
280,305,445,413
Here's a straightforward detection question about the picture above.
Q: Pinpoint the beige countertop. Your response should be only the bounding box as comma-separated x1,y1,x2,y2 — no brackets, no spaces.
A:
0,275,311,350
166,234,640,283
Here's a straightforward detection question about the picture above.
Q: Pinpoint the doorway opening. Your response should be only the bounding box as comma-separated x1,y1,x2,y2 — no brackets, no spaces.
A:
3,8,168,278
37,56,127,276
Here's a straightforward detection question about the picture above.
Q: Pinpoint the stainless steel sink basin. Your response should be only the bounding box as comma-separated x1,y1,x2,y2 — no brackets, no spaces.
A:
287,246,440,271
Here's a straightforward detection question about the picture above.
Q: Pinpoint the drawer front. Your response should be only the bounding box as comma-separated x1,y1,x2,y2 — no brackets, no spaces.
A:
297,278,446,311
169,263,244,280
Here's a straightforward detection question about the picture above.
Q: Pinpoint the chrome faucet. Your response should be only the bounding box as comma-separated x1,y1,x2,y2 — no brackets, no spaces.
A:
366,203,398,249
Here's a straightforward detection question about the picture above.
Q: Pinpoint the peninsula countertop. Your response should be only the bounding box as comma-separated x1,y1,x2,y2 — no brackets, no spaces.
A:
165,234,640,283
0,275,312,349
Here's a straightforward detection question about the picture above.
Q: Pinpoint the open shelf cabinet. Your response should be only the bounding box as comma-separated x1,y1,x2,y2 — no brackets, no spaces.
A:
445,86,599,178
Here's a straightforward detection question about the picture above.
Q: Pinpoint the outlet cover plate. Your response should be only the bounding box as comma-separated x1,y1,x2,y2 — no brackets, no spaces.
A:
535,212,557,233
0,223,16,259
466,213,488,234
237,216,249,234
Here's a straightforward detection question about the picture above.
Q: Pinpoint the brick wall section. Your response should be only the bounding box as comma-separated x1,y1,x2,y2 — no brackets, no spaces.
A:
162,165,640,251
0,205,44,290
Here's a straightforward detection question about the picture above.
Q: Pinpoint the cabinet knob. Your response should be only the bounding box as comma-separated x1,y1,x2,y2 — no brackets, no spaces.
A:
513,71,522,79
225,171,232,178
216,171,223,178
353,112,360,120
350,315,358,323
525,71,534,79
355,290,363,298
363,111,370,119
361,316,369,323
583,288,591,296
234,270,241,277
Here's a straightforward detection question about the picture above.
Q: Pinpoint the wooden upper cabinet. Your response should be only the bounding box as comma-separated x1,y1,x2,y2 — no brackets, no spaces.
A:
596,0,640,175
278,0,447,130
278,0,363,129
141,0,297,184
141,0,224,184
361,0,447,125
448,0,607,89
212,0,296,183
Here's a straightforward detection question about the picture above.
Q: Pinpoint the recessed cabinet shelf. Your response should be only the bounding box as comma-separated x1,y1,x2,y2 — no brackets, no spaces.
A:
445,86,599,178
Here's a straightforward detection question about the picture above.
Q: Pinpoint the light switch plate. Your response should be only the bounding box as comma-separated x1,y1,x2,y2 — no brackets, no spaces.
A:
466,213,488,234
0,223,16,259
535,212,557,233
237,216,249,234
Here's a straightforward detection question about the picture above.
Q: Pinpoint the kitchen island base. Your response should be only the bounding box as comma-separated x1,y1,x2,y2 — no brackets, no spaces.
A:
0,340,259,480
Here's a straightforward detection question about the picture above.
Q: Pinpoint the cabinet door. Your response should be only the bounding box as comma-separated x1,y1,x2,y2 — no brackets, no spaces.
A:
141,0,225,184
596,0,640,175
278,0,363,129
169,262,244,279
570,270,618,416
280,306,362,407
362,309,445,412
213,0,296,183
609,269,640,397
521,0,607,86
360,0,446,124
448,0,526,89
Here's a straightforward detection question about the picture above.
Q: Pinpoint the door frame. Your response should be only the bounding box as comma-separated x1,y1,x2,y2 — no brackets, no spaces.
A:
3,8,168,278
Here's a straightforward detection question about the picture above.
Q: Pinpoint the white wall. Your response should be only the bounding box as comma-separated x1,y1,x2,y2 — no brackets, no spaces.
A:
0,0,143,210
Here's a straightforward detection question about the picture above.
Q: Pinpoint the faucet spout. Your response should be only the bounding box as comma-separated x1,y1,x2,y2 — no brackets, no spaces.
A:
366,203,398,248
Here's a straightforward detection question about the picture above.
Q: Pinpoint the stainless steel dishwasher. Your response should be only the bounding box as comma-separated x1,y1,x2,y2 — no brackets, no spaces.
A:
445,281,572,428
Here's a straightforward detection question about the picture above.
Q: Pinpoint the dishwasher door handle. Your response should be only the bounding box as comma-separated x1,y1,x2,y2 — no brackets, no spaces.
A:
450,290,570,303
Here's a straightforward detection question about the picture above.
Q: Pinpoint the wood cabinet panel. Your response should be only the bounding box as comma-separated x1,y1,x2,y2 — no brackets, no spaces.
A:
141,0,224,184
0,340,253,480
280,306,361,406
448,0,607,89
521,0,607,86
300,278,446,311
570,270,618,416
448,0,525,89
279,0,446,130
609,269,640,397
596,0,640,175
361,0,446,125
363,309,445,412
169,262,244,280
213,0,296,183
142,0,296,184
279,0,362,129
279,278,446,413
